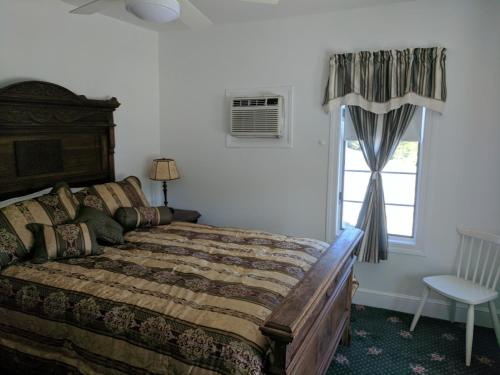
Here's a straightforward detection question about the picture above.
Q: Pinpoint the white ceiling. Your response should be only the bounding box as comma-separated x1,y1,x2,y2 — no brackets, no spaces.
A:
62,0,415,32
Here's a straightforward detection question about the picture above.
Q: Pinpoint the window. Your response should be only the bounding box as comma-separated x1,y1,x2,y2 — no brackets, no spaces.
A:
338,106,426,240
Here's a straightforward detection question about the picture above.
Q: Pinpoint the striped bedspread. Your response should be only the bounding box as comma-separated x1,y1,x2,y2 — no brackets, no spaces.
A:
0,222,329,375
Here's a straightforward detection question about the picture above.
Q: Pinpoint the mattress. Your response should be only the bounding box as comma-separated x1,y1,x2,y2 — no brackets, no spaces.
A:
0,222,329,375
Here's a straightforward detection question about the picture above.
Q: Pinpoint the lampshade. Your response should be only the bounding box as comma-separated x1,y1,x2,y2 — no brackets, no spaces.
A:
150,158,180,181
126,0,180,24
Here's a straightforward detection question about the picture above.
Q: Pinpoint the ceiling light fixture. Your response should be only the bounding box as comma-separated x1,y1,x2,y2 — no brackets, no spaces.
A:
126,0,180,24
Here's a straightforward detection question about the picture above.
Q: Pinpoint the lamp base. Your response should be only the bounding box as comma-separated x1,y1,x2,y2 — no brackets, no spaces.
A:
161,181,175,214
162,181,168,207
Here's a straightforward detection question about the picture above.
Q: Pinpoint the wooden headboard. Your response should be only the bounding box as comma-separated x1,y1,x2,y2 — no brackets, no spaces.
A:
0,81,120,200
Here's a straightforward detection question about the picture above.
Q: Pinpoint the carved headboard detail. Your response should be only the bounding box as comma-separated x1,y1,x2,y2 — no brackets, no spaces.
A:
0,81,120,200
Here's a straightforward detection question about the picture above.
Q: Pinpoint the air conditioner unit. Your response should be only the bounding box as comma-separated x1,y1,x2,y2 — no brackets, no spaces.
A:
230,96,284,138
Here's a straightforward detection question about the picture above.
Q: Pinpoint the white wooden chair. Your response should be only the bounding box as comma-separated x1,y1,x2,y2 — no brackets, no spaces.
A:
410,227,500,366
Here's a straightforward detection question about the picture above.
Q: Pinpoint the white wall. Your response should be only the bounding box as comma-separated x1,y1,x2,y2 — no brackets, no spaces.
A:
159,0,500,325
0,0,161,203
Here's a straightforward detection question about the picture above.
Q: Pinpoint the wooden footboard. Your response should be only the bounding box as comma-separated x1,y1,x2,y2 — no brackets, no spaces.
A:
260,228,362,375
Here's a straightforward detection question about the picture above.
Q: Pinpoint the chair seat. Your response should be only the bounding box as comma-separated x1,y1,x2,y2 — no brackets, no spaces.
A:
423,275,498,305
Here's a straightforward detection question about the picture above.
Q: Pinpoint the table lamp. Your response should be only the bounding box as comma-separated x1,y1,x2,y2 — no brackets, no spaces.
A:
149,158,180,208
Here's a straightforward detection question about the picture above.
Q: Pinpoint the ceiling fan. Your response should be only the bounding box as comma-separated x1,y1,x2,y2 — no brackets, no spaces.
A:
69,0,280,29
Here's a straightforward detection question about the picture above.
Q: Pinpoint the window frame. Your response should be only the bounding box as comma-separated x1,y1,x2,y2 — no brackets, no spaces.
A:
340,142,421,239
329,106,431,256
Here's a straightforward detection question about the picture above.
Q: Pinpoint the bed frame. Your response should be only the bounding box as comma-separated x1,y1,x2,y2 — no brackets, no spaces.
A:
0,80,119,200
0,80,363,375
261,228,361,374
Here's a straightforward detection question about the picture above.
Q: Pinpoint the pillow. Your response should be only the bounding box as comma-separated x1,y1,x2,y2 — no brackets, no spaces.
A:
74,176,150,217
0,186,82,208
27,222,102,263
73,205,124,245
0,183,78,269
114,206,173,231
0,188,52,208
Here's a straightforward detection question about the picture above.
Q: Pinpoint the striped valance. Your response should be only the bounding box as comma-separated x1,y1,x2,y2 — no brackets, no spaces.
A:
324,47,447,114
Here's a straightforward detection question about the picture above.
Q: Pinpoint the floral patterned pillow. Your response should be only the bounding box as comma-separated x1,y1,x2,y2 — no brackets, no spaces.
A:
27,222,102,263
114,206,173,231
0,183,78,269
73,176,150,217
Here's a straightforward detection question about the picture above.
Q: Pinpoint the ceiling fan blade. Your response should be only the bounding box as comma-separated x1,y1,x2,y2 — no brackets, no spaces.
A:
70,0,115,15
240,0,280,4
178,0,213,29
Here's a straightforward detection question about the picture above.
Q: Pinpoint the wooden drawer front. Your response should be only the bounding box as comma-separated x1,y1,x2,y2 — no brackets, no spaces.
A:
286,257,353,363
318,281,349,364
290,274,350,375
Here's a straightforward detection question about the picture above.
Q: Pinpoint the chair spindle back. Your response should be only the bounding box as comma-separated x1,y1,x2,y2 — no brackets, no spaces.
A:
456,227,500,290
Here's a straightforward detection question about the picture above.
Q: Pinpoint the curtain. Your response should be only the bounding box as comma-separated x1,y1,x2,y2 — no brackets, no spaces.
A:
323,46,447,263
349,104,417,263
324,47,446,114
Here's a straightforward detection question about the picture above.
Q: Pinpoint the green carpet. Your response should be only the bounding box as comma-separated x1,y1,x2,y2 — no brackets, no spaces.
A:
327,305,499,375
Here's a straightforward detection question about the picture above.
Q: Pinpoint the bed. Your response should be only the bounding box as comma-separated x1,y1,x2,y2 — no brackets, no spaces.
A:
0,81,362,375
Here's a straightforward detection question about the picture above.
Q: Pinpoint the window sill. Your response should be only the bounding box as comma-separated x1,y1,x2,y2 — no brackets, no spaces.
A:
336,228,426,257
389,237,426,257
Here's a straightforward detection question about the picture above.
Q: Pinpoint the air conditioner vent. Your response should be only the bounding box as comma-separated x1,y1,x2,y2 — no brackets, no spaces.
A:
233,98,267,107
230,96,283,138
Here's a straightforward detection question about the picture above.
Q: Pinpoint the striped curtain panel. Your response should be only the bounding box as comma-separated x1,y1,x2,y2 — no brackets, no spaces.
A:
324,47,447,263
350,104,417,263
324,47,447,114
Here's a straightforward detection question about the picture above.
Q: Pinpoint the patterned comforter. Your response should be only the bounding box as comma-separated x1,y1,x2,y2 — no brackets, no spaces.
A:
0,222,329,375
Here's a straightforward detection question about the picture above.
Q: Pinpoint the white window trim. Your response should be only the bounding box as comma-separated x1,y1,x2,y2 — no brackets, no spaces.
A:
325,106,433,257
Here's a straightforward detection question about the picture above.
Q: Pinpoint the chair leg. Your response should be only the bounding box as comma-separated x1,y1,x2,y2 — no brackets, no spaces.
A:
410,286,430,332
465,304,475,366
488,301,500,347
449,300,456,323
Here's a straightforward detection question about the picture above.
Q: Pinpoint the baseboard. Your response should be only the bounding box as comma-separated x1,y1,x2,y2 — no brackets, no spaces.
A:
353,287,497,329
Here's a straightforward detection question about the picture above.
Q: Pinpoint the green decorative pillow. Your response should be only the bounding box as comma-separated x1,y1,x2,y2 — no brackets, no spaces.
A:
73,205,124,245
0,183,78,269
73,176,150,217
27,222,102,263
114,206,173,231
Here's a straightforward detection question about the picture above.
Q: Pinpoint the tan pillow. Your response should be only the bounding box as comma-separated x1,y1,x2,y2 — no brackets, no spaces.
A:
114,206,173,231
27,222,102,263
74,176,150,217
0,183,77,268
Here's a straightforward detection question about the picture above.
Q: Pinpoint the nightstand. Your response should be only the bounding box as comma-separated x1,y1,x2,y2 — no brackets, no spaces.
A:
172,209,201,223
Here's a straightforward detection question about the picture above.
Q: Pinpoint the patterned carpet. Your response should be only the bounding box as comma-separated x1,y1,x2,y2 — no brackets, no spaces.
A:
327,305,499,375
